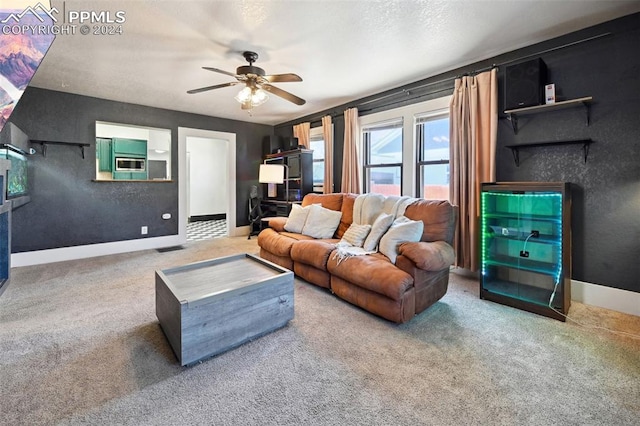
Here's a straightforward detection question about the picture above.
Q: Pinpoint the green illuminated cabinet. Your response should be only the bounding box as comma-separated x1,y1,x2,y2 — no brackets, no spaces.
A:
480,182,571,321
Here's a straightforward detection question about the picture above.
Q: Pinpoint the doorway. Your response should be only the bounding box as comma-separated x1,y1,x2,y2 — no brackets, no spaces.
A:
186,136,228,240
178,128,237,243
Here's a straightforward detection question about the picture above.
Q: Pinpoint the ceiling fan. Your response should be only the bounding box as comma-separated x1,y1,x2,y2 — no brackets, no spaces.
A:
187,51,306,110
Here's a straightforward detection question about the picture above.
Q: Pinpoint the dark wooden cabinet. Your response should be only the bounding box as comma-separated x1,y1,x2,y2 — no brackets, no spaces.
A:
480,182,572,321
263,149,313,204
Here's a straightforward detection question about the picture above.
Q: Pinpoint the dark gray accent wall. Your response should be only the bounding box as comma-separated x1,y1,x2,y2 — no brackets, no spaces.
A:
9,87,272,252
275,13,640,293
496,20,640,294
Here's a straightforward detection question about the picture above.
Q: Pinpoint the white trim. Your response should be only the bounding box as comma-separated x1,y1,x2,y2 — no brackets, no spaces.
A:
11,235,182,267
359,96,451,197
178,128,240,237
453,269,639,318
571,279,640,317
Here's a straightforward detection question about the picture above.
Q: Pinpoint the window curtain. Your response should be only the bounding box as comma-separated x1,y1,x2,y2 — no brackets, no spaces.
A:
321,115,334,194
293,122,310,149
449,68,498,272
341,107,360,194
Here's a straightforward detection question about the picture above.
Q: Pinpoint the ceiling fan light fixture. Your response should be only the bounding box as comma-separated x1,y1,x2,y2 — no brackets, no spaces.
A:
188,51,305,110
235,86,269,110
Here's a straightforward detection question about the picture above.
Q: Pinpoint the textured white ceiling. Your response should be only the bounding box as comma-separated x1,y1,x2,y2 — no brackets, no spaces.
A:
30,0,640,125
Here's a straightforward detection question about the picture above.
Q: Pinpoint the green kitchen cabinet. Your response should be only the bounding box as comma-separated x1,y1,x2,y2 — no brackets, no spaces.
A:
96,138,112,172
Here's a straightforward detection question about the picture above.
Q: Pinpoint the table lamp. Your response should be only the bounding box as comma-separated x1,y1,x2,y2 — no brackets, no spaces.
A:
259,163,289,204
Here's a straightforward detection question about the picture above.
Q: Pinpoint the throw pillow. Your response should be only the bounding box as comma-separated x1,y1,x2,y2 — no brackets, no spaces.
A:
301,204,343,239
362,213,394,252
378,216,424,263
340,223,372,248
284,204,312,233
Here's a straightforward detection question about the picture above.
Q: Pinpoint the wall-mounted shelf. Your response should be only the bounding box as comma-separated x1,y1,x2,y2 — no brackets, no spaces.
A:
504,96,593,134
31,140,91,158
505,139,593,167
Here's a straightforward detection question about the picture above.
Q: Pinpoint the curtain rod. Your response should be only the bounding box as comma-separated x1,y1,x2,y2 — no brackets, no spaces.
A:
358,31,611,107
285,31,611,128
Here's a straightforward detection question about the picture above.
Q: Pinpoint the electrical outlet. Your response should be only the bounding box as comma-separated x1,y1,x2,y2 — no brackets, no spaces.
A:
141,226,148,235
531,230,540,238
520,250,529,258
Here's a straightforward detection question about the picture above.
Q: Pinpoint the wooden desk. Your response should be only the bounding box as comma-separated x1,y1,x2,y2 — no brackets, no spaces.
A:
260,199,302,217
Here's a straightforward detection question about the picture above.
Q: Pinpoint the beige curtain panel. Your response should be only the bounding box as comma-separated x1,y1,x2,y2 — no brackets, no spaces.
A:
293,122,311,149
449,68,498,272
321,115,334,194
341,107,360,194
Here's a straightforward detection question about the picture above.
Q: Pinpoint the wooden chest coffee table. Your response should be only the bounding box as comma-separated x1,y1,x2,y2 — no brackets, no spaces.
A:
155,253,294,366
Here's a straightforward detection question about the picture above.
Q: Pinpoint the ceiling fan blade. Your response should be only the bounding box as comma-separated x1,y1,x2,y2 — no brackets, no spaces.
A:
187,81,239,94
263,73,303,83
261,84,306,105
202,67,239,78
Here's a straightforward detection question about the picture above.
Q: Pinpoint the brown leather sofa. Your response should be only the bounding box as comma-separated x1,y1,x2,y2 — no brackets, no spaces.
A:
257,193,457,323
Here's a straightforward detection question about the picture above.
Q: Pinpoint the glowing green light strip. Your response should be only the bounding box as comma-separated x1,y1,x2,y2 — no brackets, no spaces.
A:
481,191,564,299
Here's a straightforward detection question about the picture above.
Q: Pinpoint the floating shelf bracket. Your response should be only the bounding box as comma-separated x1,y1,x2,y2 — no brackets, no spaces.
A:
504,96,593,135
507,114,518,134
505,139,593,167
30,140,90,158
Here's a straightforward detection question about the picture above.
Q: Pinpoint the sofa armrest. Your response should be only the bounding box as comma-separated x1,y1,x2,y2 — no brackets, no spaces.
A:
398,241,454,271
266,217,287,232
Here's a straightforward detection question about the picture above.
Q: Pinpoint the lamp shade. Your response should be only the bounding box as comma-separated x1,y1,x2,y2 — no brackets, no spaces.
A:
259,164,285,184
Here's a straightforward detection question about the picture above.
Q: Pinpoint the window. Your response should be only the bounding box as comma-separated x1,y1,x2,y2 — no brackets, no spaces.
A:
358,96,451,197
362,119,403,196
309,127,324,192
416,112,450,200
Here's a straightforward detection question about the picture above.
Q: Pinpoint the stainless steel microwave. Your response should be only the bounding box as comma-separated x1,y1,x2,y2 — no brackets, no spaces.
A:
115,157,146,171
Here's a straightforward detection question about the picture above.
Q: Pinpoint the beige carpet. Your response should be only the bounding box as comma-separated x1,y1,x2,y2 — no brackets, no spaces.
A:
1,236,639,425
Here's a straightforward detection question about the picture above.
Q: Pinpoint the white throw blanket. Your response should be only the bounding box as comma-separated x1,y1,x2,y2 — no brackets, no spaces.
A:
332,194,418,264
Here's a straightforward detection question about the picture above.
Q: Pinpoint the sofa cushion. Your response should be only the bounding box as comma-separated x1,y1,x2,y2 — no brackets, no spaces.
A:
259,249,293,271
404,199,457,244
301,193,343,211
291,239,337,271
340,223,371,247
378,216,424,263
266,216,287,232
331,275,416,324
398,241,455,271
353,193,386,225
302,204,342,239
336,193,357,238
257,229,315,257
284,204,313,233
362,213,394,252
327,252,413,301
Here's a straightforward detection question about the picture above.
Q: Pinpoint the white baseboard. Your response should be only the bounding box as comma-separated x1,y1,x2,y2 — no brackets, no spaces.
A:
11,226,253,268
571,279,640,317
452,269,639,317
11,234,186,267
232,225,251,237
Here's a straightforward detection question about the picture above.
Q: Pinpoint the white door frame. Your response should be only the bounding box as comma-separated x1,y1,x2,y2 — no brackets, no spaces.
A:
178,127,238,240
